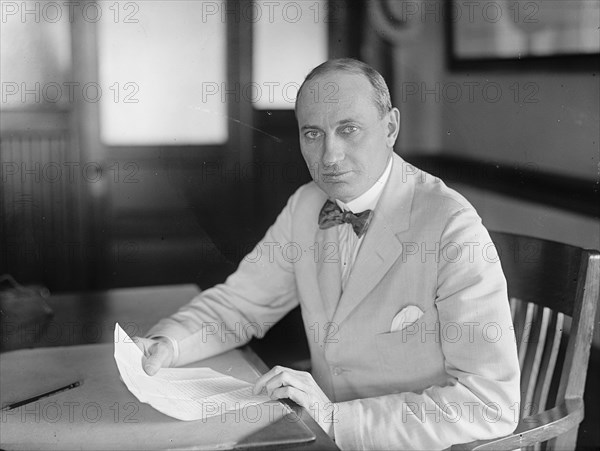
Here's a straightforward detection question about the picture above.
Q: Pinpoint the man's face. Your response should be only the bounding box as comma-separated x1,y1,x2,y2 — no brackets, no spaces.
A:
296,71,399,202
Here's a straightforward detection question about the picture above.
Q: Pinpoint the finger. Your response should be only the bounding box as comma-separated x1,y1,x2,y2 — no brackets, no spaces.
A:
131,336,153,355
263,371,304,398
142,341,171,376
253,365,286,395
270,385,309,410
263,373,286,398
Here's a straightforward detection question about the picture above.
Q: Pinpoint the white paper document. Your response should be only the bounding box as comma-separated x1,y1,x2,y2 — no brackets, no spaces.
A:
113,323,271,421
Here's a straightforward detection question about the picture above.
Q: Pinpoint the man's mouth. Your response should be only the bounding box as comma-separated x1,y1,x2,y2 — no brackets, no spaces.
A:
322,171,350,178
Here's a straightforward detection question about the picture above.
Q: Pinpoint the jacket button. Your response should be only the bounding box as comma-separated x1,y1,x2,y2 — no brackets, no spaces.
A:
332,367,343,376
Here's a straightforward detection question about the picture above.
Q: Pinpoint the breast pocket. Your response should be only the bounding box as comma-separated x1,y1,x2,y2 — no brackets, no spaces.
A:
375,308,446,390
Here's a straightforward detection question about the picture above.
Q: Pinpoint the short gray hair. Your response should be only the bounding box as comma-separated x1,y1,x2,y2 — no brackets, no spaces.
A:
295,58,392,118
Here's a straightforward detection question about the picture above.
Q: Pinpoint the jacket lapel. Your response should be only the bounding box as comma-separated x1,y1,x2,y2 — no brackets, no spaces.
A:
331,154,416,326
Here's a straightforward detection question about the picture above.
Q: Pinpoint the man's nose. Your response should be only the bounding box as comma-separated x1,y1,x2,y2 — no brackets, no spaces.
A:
322,135,344,167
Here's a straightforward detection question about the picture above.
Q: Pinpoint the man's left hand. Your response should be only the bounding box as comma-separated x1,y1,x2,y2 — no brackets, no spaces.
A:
253,365,336,438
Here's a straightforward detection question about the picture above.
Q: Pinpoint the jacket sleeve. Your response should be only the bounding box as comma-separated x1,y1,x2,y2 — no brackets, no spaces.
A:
334,208,521,450
145,191,301,367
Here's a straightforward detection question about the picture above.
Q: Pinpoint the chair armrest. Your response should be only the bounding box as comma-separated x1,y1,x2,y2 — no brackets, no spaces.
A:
452,398,584,451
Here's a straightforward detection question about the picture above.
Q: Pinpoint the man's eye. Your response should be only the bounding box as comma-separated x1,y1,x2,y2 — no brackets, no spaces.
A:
340,126,358,135
305,130,321,139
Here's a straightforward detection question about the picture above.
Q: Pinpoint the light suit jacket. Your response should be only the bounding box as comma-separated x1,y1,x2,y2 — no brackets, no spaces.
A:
147,153,520,450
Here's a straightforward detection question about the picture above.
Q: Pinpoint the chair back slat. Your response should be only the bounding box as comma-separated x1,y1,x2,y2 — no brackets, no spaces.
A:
512,298,531,365
509,297,517,324
520,304,551,418
532,311,564,415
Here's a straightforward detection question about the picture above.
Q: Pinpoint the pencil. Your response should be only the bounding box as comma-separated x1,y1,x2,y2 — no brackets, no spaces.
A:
1,380,82,411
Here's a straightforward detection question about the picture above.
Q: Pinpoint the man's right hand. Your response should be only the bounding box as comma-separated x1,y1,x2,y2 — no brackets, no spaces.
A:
132,336,175,376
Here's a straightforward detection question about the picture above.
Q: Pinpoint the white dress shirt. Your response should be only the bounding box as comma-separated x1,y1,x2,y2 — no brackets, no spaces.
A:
335,156,393,289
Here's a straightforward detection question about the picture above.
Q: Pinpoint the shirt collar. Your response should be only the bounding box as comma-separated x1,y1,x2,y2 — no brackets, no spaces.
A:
335,155,393,213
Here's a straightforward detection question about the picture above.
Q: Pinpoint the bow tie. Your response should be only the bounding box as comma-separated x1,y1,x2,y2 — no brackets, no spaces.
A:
318,199,373,238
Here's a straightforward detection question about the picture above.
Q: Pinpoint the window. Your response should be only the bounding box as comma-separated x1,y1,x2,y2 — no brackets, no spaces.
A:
252,0,328,110
1,6,71,110
98,1,227,145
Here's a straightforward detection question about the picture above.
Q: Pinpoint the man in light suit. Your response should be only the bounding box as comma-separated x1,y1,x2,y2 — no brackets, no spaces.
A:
136,59,520,450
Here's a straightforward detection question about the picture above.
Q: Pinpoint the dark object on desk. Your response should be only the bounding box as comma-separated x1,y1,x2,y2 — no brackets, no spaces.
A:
0,274,53,329
453,232,599,451
1,380,81,411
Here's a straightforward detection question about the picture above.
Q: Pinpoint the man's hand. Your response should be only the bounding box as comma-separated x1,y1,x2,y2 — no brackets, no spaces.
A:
132,336,175,376
253,365,336,438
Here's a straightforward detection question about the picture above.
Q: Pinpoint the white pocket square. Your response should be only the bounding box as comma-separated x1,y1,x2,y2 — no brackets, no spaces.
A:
390,305,424,333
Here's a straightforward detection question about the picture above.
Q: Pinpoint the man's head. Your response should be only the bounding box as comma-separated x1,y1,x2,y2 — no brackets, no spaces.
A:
295,58,400,202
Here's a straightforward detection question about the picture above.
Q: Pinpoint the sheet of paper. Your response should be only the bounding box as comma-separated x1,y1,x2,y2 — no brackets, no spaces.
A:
113,323,272,421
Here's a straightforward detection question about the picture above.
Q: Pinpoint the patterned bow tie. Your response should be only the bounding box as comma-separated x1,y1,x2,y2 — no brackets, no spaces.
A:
318,199,373,238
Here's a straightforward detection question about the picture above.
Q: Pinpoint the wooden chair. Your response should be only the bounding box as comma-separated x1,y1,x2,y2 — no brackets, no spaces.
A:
454,231,599,450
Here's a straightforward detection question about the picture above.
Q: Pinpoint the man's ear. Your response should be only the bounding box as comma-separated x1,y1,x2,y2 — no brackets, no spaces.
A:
386,107,401,147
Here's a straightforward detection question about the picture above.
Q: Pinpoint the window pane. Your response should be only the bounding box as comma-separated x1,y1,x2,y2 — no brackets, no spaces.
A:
252,0,328,110
0,3,71,111
98,1,227,145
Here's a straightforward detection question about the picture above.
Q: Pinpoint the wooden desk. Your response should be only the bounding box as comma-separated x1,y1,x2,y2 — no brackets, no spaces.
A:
0,284,338,450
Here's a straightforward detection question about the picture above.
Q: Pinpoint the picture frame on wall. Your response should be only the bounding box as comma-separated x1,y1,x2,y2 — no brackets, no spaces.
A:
446,0,600,71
